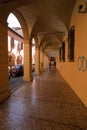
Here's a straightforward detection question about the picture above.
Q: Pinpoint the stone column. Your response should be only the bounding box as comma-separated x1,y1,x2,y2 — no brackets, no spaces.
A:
0,21,11,102
35,46,40,75
23,40,33,81
44,54,49,70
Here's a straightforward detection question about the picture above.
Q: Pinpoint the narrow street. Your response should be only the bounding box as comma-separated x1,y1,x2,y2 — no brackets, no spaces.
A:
9,76,27,93
9,72,35,93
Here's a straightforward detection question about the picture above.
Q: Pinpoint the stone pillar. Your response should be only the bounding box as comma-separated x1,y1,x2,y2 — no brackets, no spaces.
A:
23,40,33,81
35,46,40,75
58,50,60,62
40,50,44,72
44,54,49,70
0,21,11,102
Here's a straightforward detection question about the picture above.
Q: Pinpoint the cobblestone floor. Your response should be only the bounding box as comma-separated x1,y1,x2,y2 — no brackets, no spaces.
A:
0,68,87,130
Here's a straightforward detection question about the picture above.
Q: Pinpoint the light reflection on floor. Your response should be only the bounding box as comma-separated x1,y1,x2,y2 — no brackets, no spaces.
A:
0,68,87,130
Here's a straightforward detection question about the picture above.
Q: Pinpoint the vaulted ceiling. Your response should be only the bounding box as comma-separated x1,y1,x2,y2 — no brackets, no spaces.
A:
0,0,76,57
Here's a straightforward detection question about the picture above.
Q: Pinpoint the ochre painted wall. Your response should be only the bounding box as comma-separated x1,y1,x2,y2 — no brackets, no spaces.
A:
57,0,87,106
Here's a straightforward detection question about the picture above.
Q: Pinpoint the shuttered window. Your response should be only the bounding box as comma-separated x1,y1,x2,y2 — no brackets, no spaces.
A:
62,42,65,62
68,26,75,62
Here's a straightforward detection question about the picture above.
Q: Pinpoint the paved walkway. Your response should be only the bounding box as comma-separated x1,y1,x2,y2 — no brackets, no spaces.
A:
0,68,87,130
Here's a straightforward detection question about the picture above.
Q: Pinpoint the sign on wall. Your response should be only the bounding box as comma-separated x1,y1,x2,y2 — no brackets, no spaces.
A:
77,56,87,72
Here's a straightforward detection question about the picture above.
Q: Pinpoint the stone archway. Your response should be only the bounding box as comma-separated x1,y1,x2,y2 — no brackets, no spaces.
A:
11,10,32,81
8,53,15,67
12,10,29,41
17,55,22,64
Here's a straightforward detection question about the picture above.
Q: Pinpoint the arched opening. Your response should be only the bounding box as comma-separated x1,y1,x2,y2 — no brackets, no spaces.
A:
17,55,22,64
32,38,35,72
8,53,15,67
7,13,24,92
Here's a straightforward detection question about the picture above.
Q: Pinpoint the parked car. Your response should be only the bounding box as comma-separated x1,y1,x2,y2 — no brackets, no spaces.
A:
10,65,24,77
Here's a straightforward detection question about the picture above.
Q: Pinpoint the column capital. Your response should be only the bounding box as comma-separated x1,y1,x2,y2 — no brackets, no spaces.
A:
24,39,29,44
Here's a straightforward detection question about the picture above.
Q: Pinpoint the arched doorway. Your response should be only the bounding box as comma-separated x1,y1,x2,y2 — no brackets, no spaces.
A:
17,55,22,64
8,54,15,67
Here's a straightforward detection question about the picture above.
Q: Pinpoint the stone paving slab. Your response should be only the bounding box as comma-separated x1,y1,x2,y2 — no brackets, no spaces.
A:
0,68,87,130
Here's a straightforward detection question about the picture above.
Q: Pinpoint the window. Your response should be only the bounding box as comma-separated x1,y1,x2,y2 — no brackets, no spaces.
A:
21,42,23,50
62,42,65,62
18,42,21,50
59,42,65,62
11,37,14,50
68,26,75,62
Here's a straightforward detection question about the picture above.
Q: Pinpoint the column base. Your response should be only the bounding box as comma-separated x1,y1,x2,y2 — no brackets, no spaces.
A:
35,72,40,75
0,88,11,103
23,75,33,81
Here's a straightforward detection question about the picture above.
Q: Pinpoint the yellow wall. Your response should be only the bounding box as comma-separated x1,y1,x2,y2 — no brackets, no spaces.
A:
57,0,87,106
